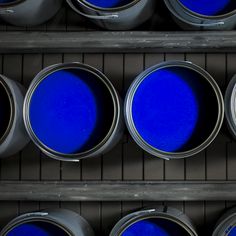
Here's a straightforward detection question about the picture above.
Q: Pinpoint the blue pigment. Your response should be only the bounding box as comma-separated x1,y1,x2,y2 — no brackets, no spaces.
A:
29,69,114,155
0,83,11,139
228,226,236,236
122,218,190,236
0,0,17,3
132,66,218,153
179,0,236,16
84,0,133,8
6,221,68,236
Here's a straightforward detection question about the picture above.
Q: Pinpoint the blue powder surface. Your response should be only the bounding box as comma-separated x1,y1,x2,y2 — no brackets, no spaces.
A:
122,220,170,236
228,226,236,236
84,0,133,8
29,69,113,155
132,68,199,153
0,83,11,139
179,0,236,16
0,0,17,3
6,222,68,236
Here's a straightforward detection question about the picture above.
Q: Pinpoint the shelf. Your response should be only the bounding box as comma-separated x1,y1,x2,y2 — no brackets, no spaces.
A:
1,31,236,54
0,181,235,202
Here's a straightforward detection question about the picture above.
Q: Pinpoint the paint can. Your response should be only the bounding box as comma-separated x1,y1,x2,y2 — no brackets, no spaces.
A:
163,0,236,30
23,62,123,162
225,74,236,139
0,209,94,236
66,0,156,30
213,207,236,236
0,0,62,26
0,74,29,158
110,206,198,236
125,61,224,160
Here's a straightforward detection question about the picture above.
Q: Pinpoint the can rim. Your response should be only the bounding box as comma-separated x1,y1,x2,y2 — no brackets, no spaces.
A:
0,75,15,146
176,0,236,20
124,60,224,160
76,0,140,12
23,62,121,162
1,217,73,236
111,208,197,236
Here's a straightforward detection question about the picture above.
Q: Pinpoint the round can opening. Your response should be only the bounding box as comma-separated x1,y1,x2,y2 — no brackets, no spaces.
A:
121,217,192,236
0,80,12,143
227,225,236,235
5,220,70,236
81,0,135,9
178,0,236,16
127,63,221,157
28,67,114,156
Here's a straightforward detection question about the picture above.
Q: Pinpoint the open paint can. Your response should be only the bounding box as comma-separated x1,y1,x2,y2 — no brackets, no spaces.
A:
213,207,236,236
24,62,123,162
164,0,236,30
125,61,224,160
0,0,62,26
0,209,94,236
0,74,29,157
110,206,198,236
66,0,156,30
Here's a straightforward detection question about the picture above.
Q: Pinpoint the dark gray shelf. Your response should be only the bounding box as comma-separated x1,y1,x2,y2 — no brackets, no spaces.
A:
0,31,236,53
0,181,235,202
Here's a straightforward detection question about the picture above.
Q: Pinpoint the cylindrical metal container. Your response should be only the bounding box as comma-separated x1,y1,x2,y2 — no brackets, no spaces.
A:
0,74,29,158
66,0,156,30
125,61,224,160
0,209,94,236
0,0,62,26
110,206,198,236
213,207,236,236
164,0,236,30
24,62,123,162
225,74,236,139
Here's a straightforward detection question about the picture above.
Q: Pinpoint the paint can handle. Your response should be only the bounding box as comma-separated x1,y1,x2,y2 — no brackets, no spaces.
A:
191,21,225,27
66,0,119,20
0,9,14,15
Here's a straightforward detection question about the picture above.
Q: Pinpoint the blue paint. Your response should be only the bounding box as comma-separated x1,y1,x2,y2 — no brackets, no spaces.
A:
6,221,68,236
0,83,11,139
132,66,218,153
179,0,236,16
122,218,190,236
84,0,133,8
228,226,236,236
29,68,114,155
0,0,17,3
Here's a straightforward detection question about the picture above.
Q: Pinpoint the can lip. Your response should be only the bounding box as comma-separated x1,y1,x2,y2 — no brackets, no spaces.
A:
225,74,236,139
0,0,25,7
0,75,15,145
1,217,72,236
75,0,140,12
24,62,121,162
212,207,236,236
111,208,197,236
173,0,236,20
124,60,224,160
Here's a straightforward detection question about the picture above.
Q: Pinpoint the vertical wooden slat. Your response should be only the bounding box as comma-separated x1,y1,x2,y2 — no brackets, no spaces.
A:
101,54,124,235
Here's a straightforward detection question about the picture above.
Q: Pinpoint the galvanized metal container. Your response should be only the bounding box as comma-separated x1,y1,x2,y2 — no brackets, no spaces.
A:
66,0,156,30
164,0,236,30
0,0,62,26
0,209,94,236
225,74,236,139
23,62,124,162
0,74,29,158
213,207,236,236
125,61,224,160
110,206,198,236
